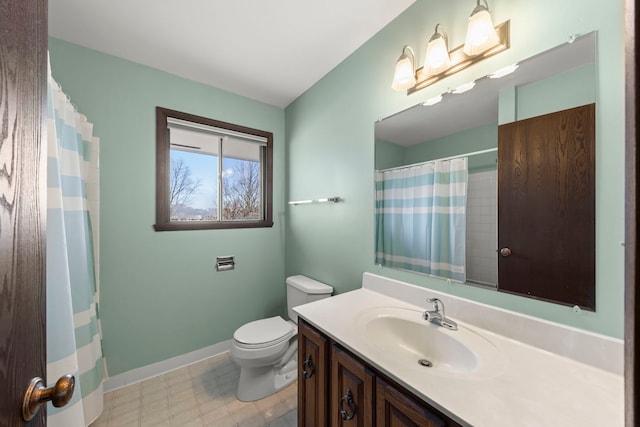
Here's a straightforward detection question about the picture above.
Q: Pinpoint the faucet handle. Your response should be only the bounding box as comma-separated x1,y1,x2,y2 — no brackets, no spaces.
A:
426,298,442,312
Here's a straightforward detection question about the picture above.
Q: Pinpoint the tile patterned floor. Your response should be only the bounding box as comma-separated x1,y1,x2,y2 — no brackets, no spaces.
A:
90,352,297,427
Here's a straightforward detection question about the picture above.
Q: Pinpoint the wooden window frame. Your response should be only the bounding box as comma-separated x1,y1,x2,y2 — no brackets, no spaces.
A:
154,107,273,231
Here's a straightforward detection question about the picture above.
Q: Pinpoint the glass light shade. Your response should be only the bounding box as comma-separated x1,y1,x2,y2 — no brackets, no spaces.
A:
391,53,416,91
463,8,500,56
423,36,451,77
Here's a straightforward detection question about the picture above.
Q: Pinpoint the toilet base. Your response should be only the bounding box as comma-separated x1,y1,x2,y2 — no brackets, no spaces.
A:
236,353,298,401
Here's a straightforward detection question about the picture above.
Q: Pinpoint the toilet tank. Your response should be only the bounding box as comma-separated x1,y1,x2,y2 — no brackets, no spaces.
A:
286,275,333,323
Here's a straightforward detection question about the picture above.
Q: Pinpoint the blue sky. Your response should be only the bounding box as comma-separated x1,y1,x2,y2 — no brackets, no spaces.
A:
172,149,256,210
171,150,218,210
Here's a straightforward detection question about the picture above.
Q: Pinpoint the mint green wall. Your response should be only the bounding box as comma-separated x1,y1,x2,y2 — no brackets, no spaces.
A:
48,38,286,375
404,123,498,172
375,124,497,172
516,63,597,120
374,139,405,170
285,0,625,338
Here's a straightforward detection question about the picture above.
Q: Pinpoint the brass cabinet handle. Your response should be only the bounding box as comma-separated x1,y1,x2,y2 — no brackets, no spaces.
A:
499,247,512,257
22,374,75,421
302,354,315,379
339,388,356,420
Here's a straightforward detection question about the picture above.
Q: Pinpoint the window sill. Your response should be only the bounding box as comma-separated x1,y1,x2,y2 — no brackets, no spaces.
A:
153,220,274,231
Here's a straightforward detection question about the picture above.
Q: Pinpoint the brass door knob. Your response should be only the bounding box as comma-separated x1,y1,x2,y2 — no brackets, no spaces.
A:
499,247,512,257
22,374,75,421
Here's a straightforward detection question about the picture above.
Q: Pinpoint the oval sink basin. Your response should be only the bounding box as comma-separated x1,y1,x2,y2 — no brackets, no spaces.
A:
356,306,504,378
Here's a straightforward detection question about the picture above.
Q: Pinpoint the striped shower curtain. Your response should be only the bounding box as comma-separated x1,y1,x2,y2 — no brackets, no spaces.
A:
375,158,468,282
46,61,105,426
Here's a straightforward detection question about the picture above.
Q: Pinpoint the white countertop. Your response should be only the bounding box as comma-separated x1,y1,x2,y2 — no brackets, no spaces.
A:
294,286,623,426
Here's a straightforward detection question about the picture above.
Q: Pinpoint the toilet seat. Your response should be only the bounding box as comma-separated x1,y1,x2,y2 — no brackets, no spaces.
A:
233,316,294,349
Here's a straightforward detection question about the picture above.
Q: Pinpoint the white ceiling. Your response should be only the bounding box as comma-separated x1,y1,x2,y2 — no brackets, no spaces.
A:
48,0,415,108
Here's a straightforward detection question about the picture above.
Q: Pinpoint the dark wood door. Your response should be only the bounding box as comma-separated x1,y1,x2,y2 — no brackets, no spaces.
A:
376,377,452,427
0,0,48,425
298,320,329,427
330,344,374,427
498,103,596,310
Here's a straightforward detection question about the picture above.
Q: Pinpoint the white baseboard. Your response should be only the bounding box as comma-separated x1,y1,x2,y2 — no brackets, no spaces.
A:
103,340,232,393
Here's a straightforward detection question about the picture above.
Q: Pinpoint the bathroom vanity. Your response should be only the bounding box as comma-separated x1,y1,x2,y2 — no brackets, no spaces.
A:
294,273,623,426
298,318,461,426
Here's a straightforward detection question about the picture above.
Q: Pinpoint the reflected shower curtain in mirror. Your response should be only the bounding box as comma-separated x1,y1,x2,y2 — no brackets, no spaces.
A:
375,158,468,281
46,59,105,426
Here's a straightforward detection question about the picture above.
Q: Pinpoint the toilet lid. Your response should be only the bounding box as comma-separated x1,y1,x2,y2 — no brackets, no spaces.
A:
234,316,294,347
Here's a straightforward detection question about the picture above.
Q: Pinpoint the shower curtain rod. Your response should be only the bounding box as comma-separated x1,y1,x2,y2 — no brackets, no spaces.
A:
377,147,497,172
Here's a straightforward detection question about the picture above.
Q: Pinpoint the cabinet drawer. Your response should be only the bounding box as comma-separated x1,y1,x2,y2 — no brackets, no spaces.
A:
376,377,447,427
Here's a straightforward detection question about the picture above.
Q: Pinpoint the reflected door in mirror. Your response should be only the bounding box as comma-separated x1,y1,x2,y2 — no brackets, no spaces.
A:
498,103,595,310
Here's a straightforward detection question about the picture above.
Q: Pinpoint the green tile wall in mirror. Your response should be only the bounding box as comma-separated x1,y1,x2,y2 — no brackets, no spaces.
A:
374,32,597,310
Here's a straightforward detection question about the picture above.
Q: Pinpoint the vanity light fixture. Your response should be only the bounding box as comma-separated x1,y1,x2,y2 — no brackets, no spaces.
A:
391,1,509,95
391,45,417,91
463,0,500,56
420,24,451,78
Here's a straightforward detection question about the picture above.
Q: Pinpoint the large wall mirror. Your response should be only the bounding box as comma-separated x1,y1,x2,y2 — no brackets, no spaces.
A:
375,32,596,310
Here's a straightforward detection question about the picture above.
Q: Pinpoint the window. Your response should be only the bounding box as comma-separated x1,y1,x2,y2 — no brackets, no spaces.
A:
154,107,273,231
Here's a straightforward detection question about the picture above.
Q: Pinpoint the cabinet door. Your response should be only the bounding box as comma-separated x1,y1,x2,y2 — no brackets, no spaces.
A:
376,377,451,427
298,319,329,427
331,345,375,426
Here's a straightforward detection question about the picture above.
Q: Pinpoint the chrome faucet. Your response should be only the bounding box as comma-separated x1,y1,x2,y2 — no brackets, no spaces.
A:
423,298,458,330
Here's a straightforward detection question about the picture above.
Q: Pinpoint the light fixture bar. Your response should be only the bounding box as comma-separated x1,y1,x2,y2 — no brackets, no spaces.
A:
408,20,510,95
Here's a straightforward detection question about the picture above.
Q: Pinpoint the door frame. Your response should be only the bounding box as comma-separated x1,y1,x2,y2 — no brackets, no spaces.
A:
625,0,638,424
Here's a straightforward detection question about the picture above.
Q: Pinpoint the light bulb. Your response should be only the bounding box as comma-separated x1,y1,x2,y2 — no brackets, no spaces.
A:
424,36,451,76
391,47,417,91
463,5,500,56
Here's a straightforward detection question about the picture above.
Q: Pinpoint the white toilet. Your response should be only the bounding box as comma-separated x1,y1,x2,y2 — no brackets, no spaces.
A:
230,275,333,401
